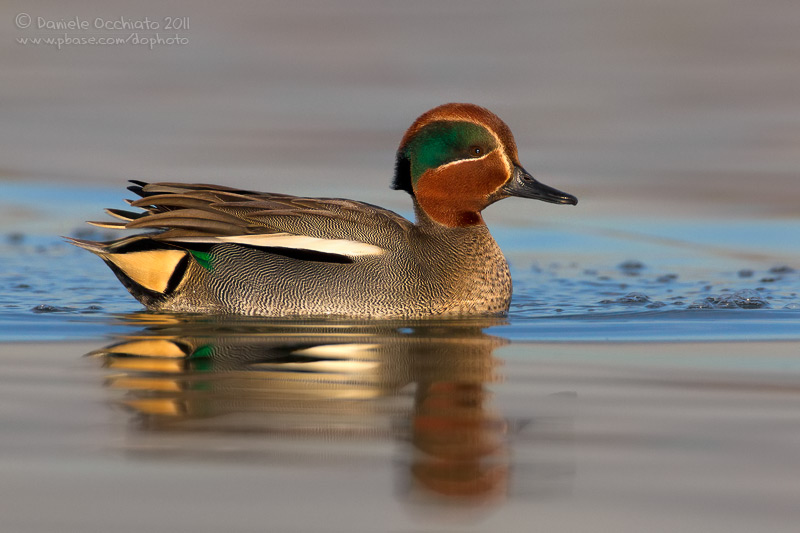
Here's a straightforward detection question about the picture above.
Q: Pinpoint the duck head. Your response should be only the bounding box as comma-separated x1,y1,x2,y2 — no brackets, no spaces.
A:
393,103,577,227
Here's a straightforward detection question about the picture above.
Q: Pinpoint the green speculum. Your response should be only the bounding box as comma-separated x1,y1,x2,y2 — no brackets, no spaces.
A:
405,121,497,185
190,249,214,272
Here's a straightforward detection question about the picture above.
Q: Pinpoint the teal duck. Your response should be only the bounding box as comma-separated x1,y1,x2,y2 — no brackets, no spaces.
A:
69,103,577,317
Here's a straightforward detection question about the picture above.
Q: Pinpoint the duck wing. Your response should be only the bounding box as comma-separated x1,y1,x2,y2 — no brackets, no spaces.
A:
94,181,415,258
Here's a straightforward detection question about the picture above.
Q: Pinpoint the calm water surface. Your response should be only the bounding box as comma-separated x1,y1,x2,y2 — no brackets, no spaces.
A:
1,183,799,532
3,0,800,529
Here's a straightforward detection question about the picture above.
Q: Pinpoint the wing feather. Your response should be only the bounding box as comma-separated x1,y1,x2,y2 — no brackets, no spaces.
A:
97,181,413,257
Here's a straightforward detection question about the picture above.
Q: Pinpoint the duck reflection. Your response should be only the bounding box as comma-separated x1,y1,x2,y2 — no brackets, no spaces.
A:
89,314,571,505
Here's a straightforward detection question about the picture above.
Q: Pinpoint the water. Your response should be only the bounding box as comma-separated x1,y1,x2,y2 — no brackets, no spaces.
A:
3,183,799,341
3,323,800,532
3,0,800,529
1,183,800,532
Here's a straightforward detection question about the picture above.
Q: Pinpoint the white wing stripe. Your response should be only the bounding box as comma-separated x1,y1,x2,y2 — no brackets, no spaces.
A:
171,234,386,257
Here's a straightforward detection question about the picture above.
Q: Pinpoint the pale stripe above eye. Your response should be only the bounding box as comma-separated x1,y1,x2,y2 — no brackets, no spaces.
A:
170,233,387,257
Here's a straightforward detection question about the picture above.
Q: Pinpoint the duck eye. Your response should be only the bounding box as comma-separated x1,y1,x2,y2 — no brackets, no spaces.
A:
469,146,483,157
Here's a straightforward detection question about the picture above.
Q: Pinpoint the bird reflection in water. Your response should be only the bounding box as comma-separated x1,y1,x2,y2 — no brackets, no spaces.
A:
89,314,572,506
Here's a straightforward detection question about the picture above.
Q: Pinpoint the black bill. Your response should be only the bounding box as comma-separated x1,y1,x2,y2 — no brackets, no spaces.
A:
501,165,578,205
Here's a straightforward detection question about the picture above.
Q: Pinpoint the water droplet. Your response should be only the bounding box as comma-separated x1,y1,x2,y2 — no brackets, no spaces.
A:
6,232,25,245
619,292,650,304
688,299,715,309
723,289,769,309
31,304,76,313
618,260,645,270
618,260,645,276
601,292,651,305
691,290,769,310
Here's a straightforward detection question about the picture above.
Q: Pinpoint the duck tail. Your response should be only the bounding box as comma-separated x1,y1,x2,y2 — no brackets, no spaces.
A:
63,236,109,255
66,235,191,305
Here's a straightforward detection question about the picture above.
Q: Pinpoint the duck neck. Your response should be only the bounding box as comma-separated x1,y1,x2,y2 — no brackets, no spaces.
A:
410,197,512,314
411,200,499,254
412,197,486,231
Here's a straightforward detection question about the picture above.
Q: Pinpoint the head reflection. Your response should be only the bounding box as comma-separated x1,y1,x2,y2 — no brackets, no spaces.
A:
90,314,567,506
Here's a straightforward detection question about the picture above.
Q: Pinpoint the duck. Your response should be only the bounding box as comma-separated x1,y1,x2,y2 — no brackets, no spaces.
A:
68,103,577,318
